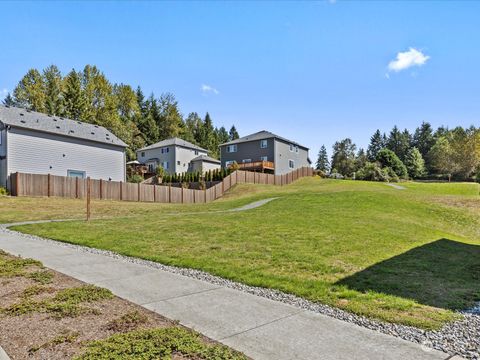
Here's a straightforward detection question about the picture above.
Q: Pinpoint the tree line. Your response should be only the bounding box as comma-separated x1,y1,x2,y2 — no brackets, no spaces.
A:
316,123,480,182
2,65,240,160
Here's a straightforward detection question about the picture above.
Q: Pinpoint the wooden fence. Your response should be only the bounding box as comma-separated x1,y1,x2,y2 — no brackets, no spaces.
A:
9,167,314,204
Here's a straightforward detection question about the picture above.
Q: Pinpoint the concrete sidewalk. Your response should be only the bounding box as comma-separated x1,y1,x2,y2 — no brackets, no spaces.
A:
0,229,449,360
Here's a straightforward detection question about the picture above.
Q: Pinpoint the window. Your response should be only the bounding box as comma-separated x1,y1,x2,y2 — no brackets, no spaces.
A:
161,147,169,154
225,160,234,167
141,152,145,157
242,159,252,163
226,144,237,153
195,150,199,155
177,161,180,165
148,164,155,172
260,156,268,162
67,170,86,179
289,160,295,169
260,139,267,148
162,161,169,169
289,144,294,152
295,146,299,153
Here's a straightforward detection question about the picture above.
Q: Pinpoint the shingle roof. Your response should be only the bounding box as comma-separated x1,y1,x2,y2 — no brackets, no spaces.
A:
219,130,309,150
191,154,221,164
138,138,208,152
0,105,127,147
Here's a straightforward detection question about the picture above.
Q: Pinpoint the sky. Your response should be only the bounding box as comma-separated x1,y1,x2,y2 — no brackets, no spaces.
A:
1,1,480,158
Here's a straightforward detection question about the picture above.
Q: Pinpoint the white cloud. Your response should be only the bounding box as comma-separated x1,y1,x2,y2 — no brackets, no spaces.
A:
201,84,219,95
387,47,430,73
0,88,8,99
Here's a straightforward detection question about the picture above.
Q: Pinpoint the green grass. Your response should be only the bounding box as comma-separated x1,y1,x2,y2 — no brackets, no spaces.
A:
74,327,247,360
10,178,480,330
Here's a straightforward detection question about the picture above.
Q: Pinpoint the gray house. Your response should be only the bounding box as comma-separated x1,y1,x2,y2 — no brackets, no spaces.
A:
0,105,127,189
219,130,311,175
190,155,221,174
136,138,209,175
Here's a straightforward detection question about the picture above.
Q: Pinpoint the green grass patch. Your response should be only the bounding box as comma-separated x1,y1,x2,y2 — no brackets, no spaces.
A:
11,178,480,330
29,330,80,354
74,327,247,360
105,310,149,332
27,270,54,284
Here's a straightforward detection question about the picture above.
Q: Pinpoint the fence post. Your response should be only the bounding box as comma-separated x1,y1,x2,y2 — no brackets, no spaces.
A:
75,177,79,199
86,177,91,221
120,181,123,201
15,172,20,196
168,184,172,203
100,179,103,200
236,171,238,184
47,174,51,197
153,185,156,202
138,183,141,202
204,188,207,203
181,186,184,203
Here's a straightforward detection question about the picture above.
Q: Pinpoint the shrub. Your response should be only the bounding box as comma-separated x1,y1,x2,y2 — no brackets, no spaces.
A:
356,162,388,182
128,174,144,183
0,187,8,196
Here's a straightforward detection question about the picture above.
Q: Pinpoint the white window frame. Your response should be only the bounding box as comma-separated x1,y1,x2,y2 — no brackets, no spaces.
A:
260,156,268,162
289,144,294,152
67,169,86,179
141,151,145,157
288,160,295,169
242,159,252,163
226,144,237,153
295,145,299,153
161,147,170,154
225,160,234,167
260,139,268,148
162,161,169,169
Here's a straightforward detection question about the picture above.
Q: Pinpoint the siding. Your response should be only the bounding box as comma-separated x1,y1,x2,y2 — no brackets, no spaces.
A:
0,127,5,187
136,145,207,174
6,127,125,185
175,146,207,173
274,139,310,175
220,138,275,168
190,160,221,174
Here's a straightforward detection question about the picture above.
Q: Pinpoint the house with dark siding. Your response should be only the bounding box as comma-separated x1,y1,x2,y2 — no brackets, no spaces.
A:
219,130,311,175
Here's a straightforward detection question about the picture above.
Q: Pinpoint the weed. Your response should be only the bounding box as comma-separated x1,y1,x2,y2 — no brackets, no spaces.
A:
27,270,54,284
29,330,80,353
53,285,113,304
105,310,148,332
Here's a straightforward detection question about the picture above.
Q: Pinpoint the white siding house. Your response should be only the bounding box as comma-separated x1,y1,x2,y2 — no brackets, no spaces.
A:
0,106,127,189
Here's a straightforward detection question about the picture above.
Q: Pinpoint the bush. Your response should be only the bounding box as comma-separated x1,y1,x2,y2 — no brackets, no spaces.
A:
128,174,144,183
0,187,7,196
356,162,388,182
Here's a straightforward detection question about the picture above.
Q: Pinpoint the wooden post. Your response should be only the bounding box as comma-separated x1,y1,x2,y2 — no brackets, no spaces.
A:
86,177,91,221
47,174,51,197
120,181,123,201
230,173,232,188
100,179,103,200
75,177,79,199
214,184,217,200
15,172,20,197
204,188,207,203
168,184,172,203
181,186,184,203
138,183,141,202
153,185,156,202
222,177,224,195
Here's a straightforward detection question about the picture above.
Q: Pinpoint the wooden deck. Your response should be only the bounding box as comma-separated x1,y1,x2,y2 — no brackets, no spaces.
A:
236,161,275,173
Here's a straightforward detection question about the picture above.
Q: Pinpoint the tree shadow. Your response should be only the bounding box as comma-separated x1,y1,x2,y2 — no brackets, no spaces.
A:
336,239,480,310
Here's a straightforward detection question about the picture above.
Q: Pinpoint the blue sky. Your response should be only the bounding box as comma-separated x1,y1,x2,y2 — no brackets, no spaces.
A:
1,1,480,158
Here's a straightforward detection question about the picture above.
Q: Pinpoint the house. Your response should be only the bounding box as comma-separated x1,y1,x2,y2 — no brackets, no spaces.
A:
189,155,221,174
0,105,127,189
136,138,209,175
219,130,311,175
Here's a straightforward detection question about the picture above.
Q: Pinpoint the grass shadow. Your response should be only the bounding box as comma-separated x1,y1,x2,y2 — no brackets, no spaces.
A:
336,239,480,311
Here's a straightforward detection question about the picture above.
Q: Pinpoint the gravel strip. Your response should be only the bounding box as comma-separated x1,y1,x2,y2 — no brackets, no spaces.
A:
1,226,478,359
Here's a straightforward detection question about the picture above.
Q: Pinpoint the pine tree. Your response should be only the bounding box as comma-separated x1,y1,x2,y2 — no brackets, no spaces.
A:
367,130,385,161
229,125,239,140
2,93,15,106
331,138,357,176
63,69,86,120
355,148,368,172
43,65,64,116
315,145,329,172
404,147,425,179
412,122,435,171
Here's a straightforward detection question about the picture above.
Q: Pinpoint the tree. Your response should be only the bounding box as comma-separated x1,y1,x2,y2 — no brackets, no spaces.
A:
376,148,408,179
13,68,46,112
2,93,15,106
316,145,329,172
354,148,368,172
428,136,458,181
412,122,435,170
43,65,64,116
157,93,183,140
229,125,239,141
63,69,86,120
331,138,357,176
216,126,230,147
404,147,425,179
367,130,386,161
386,126,411,161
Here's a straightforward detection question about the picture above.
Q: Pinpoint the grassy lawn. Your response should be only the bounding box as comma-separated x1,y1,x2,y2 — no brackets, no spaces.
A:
5,178,480,330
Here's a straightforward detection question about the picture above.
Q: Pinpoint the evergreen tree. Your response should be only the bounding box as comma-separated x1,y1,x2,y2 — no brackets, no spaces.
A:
2,93,15,106
315,145,329,172
229,125,240,140
157,93,183,140
376,148,408,179
63,69,86,120
43,65,64,116
331,138,357,176
367,129,385,161
386,126,411,161
412,122,435,160
354,148,368,172
404,147,425,179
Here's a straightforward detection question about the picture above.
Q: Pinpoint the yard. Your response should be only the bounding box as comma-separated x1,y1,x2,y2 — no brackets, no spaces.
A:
3,178,480,330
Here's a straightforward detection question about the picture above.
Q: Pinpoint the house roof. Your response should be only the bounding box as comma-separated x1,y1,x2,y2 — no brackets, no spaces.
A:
0,105,127,147
138,137,208,152
191,154,221,164
219,130,309,150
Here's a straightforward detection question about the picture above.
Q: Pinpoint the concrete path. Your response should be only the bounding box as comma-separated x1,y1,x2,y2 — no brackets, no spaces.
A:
385,183,407,190
0,229,449,360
